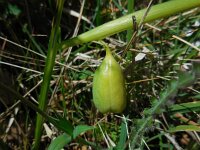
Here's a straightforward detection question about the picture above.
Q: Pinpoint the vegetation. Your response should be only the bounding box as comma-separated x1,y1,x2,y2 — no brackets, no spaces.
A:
0,0,200,149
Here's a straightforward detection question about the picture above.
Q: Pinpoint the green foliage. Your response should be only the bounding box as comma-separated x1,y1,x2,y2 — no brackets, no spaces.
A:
33,0,65,149
79,70,93,80
130,68,198,149
48,134,71,150
7,3,21,16
168,125,200,132
0,0,200,149
116,118,128,150
48,125,95,150
169,101,200,114
73,125,95,139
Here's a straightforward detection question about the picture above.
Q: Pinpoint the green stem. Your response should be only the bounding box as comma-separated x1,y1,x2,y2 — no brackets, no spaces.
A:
126,0,134,42
33,0,65,149
60,0,200,49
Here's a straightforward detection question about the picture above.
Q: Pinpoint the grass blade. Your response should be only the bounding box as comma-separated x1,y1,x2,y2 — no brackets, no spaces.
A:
169,101,200,114
73,125,95,139
168,125,200,132
116,118,127,150
48,134,72,150
33,0,65,149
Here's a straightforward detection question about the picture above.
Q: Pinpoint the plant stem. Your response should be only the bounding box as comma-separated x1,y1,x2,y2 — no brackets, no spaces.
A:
32,0,65,149
60,0,200,50
126,0,134,42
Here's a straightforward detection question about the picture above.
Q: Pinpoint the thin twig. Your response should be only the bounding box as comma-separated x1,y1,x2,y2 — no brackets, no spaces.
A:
122,0,154,57
172,35,200,52
0,36,77,71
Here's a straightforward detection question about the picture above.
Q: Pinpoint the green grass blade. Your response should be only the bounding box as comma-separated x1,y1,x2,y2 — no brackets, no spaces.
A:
95,0,102,26
168,125,200,132
60,0,200,49
48,125,97,150
48,134,72,150
116,118,127,150
126,0,134,42
73,125,95,139
22,24,45,55
169,101,200,114
112,0,125,15
33,0,65,149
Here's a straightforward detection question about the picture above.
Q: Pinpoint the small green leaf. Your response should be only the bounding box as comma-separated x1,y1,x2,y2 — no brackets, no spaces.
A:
79,70,93,80
192,94,200,99
169,101,200,114
8,4,21,16
177,71,195,88
193,62,200,77
73,125,95,139
48,134,72,150
168,125,200,133
116,119,127,149
53,116,74,136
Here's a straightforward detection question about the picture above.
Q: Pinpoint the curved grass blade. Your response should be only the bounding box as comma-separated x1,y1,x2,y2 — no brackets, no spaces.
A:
33,0,65,149
48,134,72,150
73,125,95,139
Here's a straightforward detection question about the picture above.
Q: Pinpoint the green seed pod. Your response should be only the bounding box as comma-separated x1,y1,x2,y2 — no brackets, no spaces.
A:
92,44,126,113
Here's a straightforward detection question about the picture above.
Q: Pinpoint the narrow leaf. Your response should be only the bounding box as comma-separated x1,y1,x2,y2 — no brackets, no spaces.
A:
116,120,127,149
73,125,95,139
48,134,72,150
169,101,200,114
168,125,200,132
